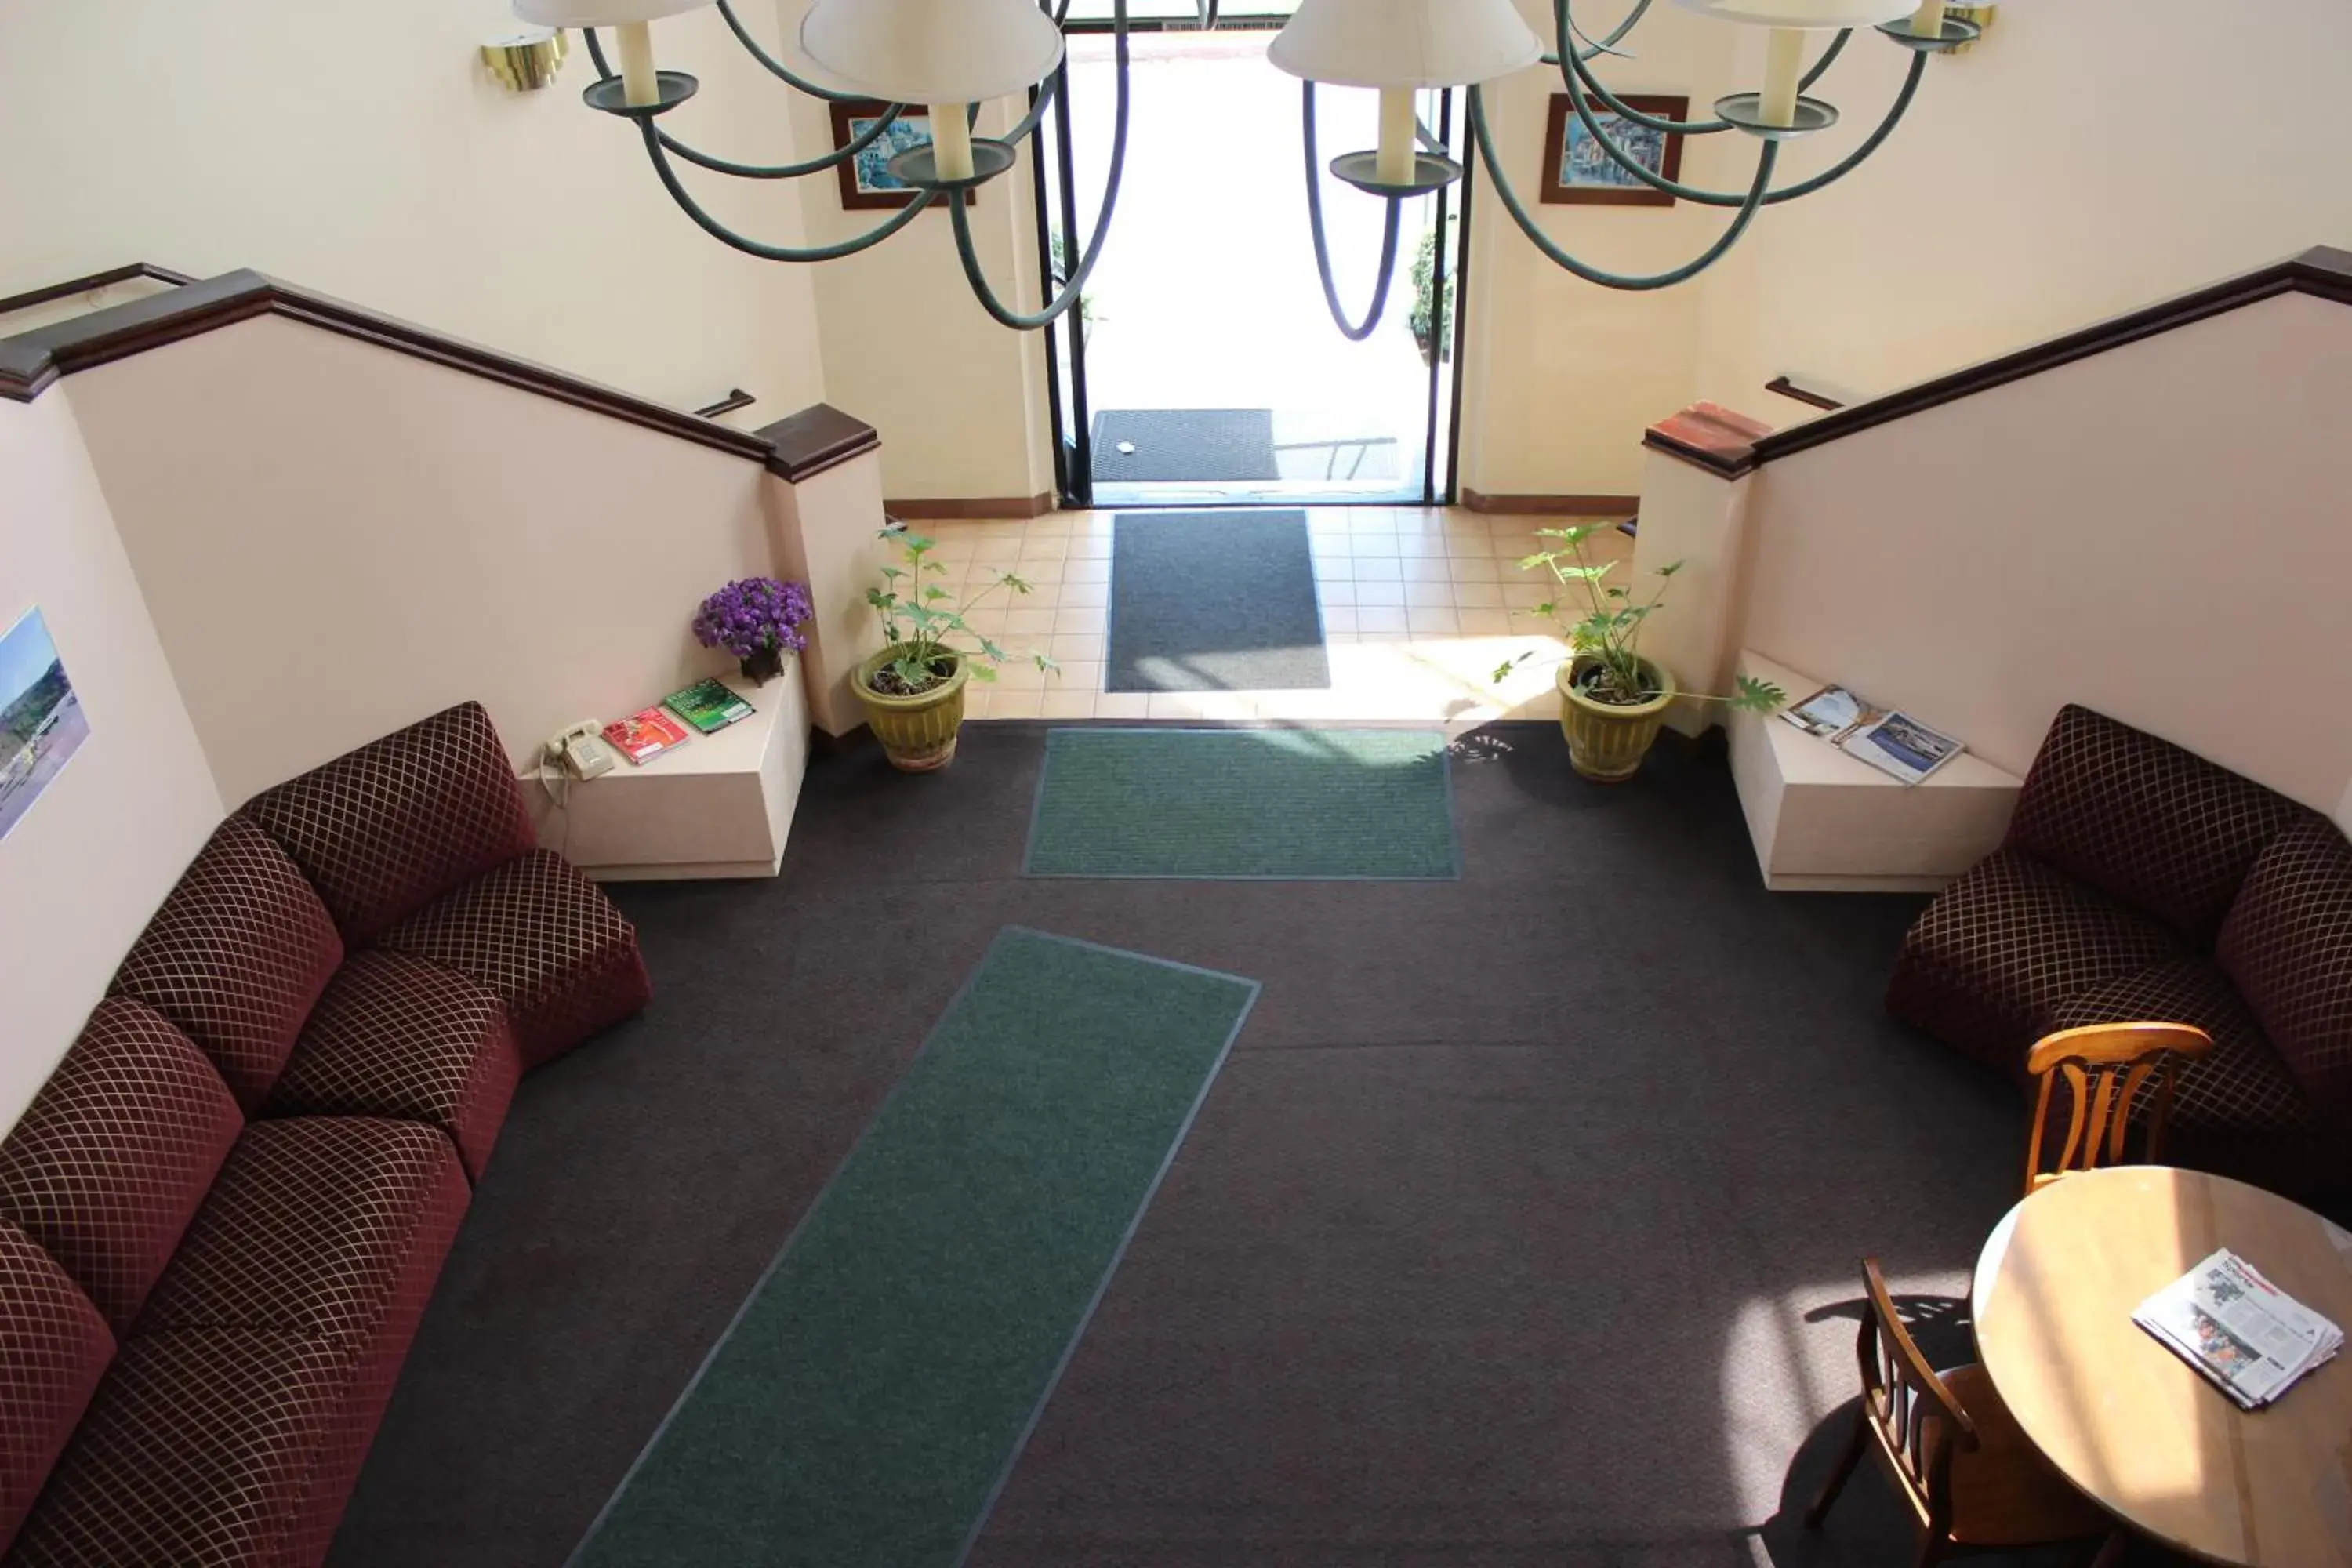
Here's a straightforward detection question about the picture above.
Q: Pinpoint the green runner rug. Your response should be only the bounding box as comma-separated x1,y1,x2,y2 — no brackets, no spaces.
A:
1025,726,1459,880
570,927,1260,1568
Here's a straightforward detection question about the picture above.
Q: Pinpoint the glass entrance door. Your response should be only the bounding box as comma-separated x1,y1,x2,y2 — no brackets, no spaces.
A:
1033,8,1467,510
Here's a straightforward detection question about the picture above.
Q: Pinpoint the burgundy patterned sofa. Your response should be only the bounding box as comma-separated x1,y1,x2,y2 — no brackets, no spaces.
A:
0,702,650,1564
1887,704,2352,1200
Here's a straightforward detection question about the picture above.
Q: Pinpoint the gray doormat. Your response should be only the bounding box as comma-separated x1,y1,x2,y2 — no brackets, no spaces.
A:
1108,510,1330,692
1091,408,1281,484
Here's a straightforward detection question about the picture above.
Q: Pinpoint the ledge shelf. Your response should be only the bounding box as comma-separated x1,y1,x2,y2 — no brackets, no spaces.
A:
1729,650,2020,893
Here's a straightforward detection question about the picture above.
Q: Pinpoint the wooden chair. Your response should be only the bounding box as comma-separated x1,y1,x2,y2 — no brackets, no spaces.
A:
1807,1259,2120,1568
2024,1022,2214,1196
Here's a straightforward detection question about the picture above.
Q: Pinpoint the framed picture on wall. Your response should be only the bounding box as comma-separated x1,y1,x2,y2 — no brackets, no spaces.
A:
828,100,977,210
0,607,91,844
1541,93,1688,207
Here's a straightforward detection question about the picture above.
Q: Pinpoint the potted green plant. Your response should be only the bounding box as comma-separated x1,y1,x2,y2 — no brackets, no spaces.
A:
1493,523,1783,782
856,527,1054,772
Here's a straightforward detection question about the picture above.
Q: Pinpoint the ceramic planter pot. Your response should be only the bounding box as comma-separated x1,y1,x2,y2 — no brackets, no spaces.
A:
855,644,971,773
1557,654,1677,783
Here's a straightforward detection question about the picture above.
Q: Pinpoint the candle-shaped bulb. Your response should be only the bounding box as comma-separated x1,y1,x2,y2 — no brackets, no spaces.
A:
617,20,659,107
1376,87,1417,187
931,104,976,182
1907,0,1946,38
1759,27,1803,128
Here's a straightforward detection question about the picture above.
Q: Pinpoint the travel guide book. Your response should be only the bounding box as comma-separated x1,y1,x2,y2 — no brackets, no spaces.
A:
664,677,754,735
1778,682,1967,786
603,707,691,765
2133,1248,2343,1410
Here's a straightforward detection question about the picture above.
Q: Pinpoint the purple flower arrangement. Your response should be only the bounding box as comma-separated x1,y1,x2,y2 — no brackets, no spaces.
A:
693,576,813,683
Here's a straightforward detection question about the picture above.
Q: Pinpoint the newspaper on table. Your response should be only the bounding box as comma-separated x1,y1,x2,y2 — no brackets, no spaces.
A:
2132,1248,2344,1410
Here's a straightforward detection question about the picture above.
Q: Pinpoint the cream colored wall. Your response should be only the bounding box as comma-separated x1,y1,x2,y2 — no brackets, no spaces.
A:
1457,0,1745,499
1732,292,2352,812
0,0,826,418
0,394,223,1129
789,96,1058,504
1693,0,2352,419
62,316,789,806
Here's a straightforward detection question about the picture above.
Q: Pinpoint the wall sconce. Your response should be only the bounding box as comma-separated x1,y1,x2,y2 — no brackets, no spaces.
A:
1944,3,1994,53
483,26,568,91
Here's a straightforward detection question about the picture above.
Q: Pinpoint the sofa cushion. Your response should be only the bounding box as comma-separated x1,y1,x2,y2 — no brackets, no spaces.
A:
0,1218,115,1556
0,999,242,1333
263,951,521,1181
2042,956,2311,1138
8,1327,361,1568
1886,848,2187,1076
2216,815,2352,1111
107,816,344,1112
377,848,652,1068
137,1117,470,1348
2003,704,2307,944
238,701,536,946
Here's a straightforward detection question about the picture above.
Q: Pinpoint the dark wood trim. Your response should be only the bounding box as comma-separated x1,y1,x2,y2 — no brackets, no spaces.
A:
884,492,1057,520
0,263,196,321
1763,375,1844,412
694,387,757,419
757,403,881,483
1541,95,1686,209
1751,245,2352,467
1460,487,1639,516
0,268,884,484
1641,401,1776,479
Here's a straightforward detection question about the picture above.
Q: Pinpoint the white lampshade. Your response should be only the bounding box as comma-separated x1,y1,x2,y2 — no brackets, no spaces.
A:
1671,0,1917,26
799,0,1065,104
1269,0,1541,89
512,0,710,24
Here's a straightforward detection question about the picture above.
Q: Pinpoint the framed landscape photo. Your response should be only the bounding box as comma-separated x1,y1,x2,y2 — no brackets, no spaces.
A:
1541,93,1688,207
0,607,90,844
829,100,975,209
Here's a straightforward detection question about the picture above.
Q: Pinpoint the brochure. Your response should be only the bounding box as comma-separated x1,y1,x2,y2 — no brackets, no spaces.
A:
1780,684,1869,739
603,707,691,765
2134,1248,2343,1410
665,677,754,735
1838,710,1965,786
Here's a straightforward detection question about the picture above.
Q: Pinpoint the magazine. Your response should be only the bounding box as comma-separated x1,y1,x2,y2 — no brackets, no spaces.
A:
1838,710,1964,786
603,707,691,765
2133,1248,2343,1410
1780,684,1870,739
665,677,754,735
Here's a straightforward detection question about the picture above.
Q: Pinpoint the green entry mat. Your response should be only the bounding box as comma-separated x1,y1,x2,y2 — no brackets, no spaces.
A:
571,927,1259,1568
1024,727,1460,880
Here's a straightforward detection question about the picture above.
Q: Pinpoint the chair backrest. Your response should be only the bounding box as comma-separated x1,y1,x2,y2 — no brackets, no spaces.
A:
1850,1258,1978,1535
2024,1021,2214,1194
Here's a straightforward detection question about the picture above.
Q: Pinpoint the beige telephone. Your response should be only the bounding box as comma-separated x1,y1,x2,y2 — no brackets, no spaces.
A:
544,721,616,782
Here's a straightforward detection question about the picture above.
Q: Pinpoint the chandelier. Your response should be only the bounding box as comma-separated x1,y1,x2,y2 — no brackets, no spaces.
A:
520,0,1975,334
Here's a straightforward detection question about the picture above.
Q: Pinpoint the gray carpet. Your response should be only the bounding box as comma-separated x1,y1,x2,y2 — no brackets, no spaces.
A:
1108,511,1330,692
325,724,2182,1568
1092,408,1282,484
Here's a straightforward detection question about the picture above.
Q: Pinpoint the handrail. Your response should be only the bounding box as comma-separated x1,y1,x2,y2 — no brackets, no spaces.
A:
0,263,196,321
0,269,873,483
1646,245,2352,478
694,387,757,419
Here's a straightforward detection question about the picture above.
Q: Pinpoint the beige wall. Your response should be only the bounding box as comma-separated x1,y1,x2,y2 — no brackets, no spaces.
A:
788,95,1058,504
64,316,791,805
0,395,223,1129
0,0,826,419
1693,0,2352,419
1732,291,2352,813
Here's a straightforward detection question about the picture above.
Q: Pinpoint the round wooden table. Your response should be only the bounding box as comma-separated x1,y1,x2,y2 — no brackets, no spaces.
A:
1973,1166,2352,1566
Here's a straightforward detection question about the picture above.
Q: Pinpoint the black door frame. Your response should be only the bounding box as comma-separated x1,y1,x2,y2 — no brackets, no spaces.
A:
1031,20,1473,511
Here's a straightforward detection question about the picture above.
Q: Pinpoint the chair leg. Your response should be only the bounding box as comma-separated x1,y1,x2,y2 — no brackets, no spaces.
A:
2080,1530,2126,1568
1806,1410,1871,1528
1914,1533,1948,1568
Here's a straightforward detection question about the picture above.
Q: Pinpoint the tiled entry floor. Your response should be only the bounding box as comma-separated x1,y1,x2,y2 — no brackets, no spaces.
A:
915,507,1628,724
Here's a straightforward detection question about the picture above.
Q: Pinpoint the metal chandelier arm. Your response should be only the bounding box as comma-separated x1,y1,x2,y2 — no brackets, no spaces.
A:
1468,85,1778,290
1559,40,1926,208
946,0,1134,330
583,27,909,180
1300,82,1405,340
1554,0,1852,136
635,120,939,261
713,0,873,102
1540,0,1654,66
